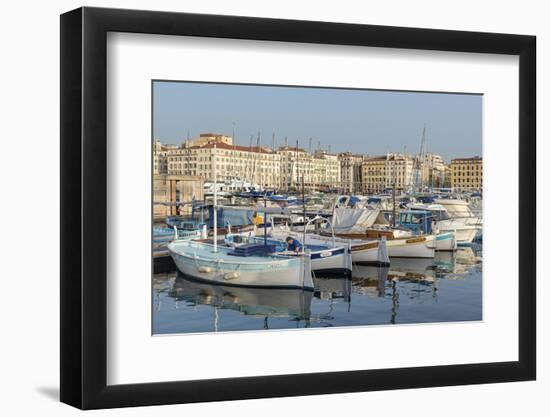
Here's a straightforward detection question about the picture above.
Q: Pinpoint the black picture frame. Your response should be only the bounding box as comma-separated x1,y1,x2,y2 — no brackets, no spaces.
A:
60,6,536,410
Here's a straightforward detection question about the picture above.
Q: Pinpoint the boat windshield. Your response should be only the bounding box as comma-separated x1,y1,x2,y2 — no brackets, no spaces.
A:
432,210,451,221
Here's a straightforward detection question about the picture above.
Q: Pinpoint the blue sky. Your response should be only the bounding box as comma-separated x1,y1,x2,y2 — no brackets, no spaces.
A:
153,81,482,162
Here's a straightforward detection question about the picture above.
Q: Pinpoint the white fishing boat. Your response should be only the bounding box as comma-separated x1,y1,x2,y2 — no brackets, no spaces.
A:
398,210,457,251
327,207,436,258
168,239,314,289
408,202,479,243
168,144,314,290
270,226,390,266
224,233,352,276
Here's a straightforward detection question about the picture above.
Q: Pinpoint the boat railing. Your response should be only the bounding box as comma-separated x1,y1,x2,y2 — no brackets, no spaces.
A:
170,240,308,268
303,215,337,248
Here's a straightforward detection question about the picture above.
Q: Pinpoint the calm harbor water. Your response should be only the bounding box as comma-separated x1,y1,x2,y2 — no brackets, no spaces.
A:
153,245,482,334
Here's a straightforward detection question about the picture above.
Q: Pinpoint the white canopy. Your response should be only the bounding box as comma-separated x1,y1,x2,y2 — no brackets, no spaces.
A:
331,207,388,233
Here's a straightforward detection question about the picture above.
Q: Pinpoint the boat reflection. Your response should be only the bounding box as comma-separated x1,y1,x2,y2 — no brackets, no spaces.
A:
314,277,352,302
352,246,481,285
350,265,388,297
167,273,313,329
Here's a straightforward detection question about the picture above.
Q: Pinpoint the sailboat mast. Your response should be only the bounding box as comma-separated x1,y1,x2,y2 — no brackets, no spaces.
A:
301,175,306,252
295,140,299,190
264,193,268,246
213,143,218,253
419,124,426,190
256,132,261,186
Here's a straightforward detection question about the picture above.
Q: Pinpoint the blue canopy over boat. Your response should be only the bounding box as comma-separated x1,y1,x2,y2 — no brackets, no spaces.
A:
416,196,437,204
207,206,257,228
367,197,381,204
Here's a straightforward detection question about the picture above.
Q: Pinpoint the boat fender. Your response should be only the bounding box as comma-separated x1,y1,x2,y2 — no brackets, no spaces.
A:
198,266,214,273
224,271,241,280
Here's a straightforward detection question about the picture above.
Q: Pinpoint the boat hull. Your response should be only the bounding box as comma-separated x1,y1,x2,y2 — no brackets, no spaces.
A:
438,227,477,244
349,241,390,266
168,241,314,289
435,231,457,251
437,219,479,243
308,247,352,276
385,235,436,258
270,229,388,267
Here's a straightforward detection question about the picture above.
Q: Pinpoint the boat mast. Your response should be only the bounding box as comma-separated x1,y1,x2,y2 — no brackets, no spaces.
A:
264,192,268,246
295,140,299,190
392,178,397,228
419,125,426,191
213,143,218,253
414,124,427,192
302,175,306,252
256,132,261,187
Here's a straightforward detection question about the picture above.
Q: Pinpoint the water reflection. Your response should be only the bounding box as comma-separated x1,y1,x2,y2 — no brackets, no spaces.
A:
162,274,313,329
153,245,482,333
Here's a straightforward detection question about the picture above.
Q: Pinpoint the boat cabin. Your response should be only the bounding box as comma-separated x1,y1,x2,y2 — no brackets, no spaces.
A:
399,210,434,235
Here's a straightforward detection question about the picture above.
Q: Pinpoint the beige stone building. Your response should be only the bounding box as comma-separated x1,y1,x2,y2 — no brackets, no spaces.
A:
277,146,340,190
385,153,414,191
167,142,281,188
450,156,483,191
338,152,365,193
153,139,178,175
443,164,452,188
421,153,446,188
362,153,415,193
362,156,387,193
158,134,462,194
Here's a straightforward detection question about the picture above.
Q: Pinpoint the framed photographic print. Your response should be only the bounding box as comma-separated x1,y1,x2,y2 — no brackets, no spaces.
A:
60,6,536,409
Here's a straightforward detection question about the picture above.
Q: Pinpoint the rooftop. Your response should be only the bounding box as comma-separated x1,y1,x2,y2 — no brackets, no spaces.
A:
451,156,483,162
191,142,276,154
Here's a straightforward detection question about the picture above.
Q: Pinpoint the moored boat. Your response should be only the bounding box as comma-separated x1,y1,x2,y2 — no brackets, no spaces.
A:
326,207,436,258
398,210,457,251
408,201,481,243
168,240,314,289
270,227,390,266
224,233,352,276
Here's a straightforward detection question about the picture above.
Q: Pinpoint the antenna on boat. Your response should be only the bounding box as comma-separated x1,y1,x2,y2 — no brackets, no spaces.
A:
213,143,218,253
295,140,299,190
256,132,261,186
301,175,306,252
264,192,268,246
392,178,397,228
